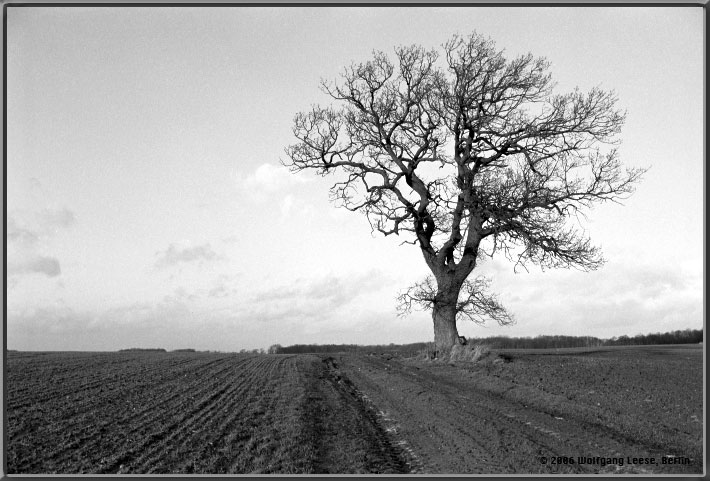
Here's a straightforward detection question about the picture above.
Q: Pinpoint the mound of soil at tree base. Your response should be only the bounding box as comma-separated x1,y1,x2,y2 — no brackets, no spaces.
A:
330,346,703,474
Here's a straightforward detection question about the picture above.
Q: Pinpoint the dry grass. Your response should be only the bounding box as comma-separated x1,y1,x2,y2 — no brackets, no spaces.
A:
417,343,437,361
449,343,491,363
415,342,492,362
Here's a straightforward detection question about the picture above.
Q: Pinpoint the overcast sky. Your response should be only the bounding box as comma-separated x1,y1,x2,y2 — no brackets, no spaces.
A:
5,6,704,351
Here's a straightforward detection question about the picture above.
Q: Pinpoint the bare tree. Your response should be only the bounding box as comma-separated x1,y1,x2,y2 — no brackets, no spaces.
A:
284,33,645,356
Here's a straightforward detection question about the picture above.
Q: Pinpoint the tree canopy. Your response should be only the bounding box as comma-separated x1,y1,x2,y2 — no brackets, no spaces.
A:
284,33,644,342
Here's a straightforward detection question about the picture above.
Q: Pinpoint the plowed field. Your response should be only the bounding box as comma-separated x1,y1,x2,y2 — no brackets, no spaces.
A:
5,345,704,474
5,351,408,474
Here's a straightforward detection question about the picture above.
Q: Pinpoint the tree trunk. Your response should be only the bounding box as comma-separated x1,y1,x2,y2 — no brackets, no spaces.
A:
432,296,459,358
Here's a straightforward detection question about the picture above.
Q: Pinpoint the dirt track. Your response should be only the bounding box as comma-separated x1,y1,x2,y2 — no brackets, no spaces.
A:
324,349,703,474
300,356,409,473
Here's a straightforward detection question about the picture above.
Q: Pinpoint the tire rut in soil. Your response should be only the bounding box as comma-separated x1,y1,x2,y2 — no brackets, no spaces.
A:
303,357,412,474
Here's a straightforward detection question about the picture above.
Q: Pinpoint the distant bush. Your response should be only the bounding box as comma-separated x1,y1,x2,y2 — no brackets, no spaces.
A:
173,348,196,352
119,348,167,352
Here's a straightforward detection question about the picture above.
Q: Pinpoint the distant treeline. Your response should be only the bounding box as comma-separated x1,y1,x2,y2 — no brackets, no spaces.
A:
479,329,702,349
269,328,703,354
268,342,429,355
604,328,703,347
118,348,167,352
478,335,604,350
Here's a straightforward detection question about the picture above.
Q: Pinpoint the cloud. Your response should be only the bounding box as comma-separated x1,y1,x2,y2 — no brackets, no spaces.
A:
8,256,61,277
236,163,308,200
170,286,199,302
8,208,75,245
39,207,75,230
222,235,240,244
473,258,703,338
7,207,76,284
280,194,294,216
208,285,230,298
154,243,220,269
7,219,40,245
254,272,379,303
245,270,390,324
6,280,395,352
7,300,199,351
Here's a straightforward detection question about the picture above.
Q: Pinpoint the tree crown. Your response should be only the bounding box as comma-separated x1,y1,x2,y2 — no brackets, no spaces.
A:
284,33,645,326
